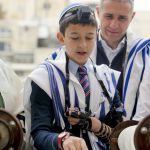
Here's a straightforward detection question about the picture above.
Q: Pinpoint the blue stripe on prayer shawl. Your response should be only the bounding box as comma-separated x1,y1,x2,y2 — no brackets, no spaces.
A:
44,62,64,126
51,52,58,60
111,72,117,88
53,64,80,109
146,44,150,55
147,48,149,55
51,47,62,60
104,73,111,93
123,39,150,104
127,39,142,62
140,49,146,81
128,39,150,62
99,101,105,121
97,140,109,150
54,65,66,91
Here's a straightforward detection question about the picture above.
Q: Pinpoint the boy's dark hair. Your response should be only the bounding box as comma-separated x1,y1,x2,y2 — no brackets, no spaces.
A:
59,4,97,35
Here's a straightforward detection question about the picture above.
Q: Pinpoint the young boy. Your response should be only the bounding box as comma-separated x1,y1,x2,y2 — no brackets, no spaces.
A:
24,3,124,150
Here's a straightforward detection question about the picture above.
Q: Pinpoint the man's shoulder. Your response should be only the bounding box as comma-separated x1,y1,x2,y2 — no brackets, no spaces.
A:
126,31,141,46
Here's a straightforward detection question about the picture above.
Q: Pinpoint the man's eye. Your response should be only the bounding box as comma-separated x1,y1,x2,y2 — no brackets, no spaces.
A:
119,17,127,21
105,15,113,19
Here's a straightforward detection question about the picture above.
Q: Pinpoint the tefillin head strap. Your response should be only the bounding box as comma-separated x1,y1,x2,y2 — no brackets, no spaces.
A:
77,6,92,23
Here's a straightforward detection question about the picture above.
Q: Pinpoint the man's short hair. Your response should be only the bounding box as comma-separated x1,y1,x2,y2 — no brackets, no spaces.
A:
100,0,134,9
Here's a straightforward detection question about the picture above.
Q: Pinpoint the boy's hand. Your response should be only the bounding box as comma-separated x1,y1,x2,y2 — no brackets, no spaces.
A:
65,108,105,134
67,116,80,125
65,107,92,129
63,136,88,150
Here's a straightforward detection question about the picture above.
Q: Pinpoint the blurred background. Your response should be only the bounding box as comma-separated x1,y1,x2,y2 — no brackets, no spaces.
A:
0,0,149,79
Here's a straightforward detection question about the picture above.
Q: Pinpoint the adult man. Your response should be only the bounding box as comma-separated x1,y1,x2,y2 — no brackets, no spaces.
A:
95,0,150,149
95,0,150,121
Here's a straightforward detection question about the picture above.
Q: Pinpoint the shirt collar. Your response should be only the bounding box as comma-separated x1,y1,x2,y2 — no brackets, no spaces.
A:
98,31,126,51
69,59,90,76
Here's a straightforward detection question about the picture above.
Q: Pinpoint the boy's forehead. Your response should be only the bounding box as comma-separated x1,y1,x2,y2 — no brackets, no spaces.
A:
65,24,97,33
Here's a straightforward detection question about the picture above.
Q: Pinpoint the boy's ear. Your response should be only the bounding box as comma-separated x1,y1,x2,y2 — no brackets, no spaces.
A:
57,32,65,44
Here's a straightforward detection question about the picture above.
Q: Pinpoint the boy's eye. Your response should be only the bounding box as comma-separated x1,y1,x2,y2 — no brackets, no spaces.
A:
86,37,94,40
71,37,78,40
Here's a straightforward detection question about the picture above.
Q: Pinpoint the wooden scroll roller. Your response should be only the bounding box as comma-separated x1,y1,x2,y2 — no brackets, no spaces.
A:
134,114,150,150
0,109,23,150
109,120,138,150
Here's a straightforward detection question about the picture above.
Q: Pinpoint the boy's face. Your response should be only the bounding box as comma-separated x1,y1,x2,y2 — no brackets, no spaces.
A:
57,24,97,65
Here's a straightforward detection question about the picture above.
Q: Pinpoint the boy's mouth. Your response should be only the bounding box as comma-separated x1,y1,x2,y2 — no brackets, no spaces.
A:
77,52,87,55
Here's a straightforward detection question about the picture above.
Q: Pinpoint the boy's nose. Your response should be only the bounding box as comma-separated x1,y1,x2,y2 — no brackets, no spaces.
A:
79,39,87,48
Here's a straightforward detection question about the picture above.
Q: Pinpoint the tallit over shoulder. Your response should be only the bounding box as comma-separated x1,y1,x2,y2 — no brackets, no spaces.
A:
91,64,120,99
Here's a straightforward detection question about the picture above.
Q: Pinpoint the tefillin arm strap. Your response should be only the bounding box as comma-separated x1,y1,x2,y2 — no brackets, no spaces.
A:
65,53,70,111
92,61,112,105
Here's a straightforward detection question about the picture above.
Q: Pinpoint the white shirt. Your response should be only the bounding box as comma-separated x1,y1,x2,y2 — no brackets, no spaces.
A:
99,35,125,64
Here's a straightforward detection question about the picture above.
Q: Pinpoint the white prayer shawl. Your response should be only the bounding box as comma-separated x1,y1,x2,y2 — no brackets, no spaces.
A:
24,48,120,150
123,38,150,120
0,59,23,115
133,56,150,121
118,57,150,150
90,30,150,120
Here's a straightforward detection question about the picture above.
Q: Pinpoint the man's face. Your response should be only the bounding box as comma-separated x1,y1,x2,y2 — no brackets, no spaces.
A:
57,24,97,65
97,0,135,48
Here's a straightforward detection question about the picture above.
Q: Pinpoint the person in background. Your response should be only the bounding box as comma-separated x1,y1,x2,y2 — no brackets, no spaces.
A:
0,59,25,131
96,0,150,149
95,0,150,120
24,3,124,150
